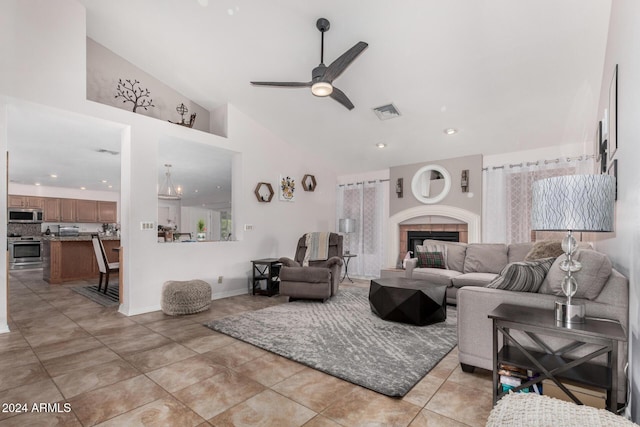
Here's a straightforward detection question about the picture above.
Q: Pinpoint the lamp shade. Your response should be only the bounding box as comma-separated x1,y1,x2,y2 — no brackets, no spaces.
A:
531,175,615,232
339,218,356,233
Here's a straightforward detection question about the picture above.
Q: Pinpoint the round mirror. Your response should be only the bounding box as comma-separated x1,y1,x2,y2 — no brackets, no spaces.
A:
411,164,451,204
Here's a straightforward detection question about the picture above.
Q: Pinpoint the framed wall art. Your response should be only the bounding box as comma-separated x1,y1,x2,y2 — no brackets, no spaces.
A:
608,64,618,164
279,175,296,201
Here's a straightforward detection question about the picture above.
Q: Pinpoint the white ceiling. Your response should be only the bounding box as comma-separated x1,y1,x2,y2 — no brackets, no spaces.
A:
78,0,611,174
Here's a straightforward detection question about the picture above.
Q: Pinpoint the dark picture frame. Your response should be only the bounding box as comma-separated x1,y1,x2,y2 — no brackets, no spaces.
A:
608,64,618,165
594,120,602,164
608,158,618,201
600,139,608,174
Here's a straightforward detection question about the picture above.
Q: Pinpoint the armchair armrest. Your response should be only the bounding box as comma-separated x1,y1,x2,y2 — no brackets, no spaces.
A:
325,256,344,268
278,257,300,267
405,258,418,277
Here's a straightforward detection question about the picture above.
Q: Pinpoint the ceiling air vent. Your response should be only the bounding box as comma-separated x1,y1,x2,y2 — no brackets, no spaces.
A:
372,103,401,121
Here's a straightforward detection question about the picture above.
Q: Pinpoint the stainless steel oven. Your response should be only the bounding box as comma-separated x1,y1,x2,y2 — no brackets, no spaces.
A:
8,238,43,269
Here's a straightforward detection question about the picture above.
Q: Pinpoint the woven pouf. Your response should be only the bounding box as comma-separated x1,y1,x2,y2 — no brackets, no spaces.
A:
161,280,211,316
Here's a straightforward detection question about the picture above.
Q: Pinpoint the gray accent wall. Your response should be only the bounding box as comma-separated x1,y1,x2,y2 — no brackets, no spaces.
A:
389,154,482,217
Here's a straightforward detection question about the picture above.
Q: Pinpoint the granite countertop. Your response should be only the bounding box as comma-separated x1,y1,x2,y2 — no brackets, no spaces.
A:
42,234,121,241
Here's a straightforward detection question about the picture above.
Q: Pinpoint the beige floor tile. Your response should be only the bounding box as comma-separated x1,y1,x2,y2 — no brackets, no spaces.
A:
445,366,493,390
0,347,39,370
144,317,197,333
202,340,268,367
69,375,167,426
425,381,493,426
52,358,140,399
93,396,204,427
408,409,471,427
129,310,173,324
181,331,236,354
0,362,50,393
21,327,91,348
234,353,306,387
272,368,358,412
146,355,228,392
32,336,104,361
104,331,173,356
0,410,82,426
322,387,421,427
43,346,122,377
75,315,138,335
302,415,344,427
161,323,215,341
209,389,316,426
0,333,30,353
124,342,197,372
403,374,446,408
173,369,264,420
0,380,64,421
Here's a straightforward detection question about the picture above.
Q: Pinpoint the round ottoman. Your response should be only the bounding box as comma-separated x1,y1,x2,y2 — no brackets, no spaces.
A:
161,280,211,316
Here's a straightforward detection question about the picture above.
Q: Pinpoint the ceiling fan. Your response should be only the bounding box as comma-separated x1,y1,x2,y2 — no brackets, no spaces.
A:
250,18,368,110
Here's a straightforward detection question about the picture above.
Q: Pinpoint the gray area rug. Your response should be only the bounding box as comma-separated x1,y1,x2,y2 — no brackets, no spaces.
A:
206,287,457,397
71,284,119,307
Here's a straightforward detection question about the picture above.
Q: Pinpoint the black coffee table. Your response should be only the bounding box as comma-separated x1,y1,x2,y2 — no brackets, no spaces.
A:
369,277,447,326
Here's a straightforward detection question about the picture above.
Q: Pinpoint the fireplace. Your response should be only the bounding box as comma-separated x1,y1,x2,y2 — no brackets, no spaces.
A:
407,231,459,255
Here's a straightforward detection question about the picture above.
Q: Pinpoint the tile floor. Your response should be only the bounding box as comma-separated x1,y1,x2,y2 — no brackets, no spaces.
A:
1,270,494,426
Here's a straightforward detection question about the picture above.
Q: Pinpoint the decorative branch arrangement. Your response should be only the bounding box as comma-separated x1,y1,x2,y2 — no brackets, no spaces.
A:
115,78,155,112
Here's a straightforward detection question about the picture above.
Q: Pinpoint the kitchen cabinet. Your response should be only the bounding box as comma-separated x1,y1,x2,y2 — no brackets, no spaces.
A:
8,195,45,208
43,198,61,221
97,201,117,223
61,199,76,222
43,237,120,284
76,200,98,222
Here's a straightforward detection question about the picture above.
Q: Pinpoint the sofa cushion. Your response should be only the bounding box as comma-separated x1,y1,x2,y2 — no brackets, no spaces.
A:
539,250,612,300
280,266,330,283
416,251,446,269
452,272,499,288
416,243,448,269
412,268,461,287
463,244,508,274
524,240,564,261
508,242,534,263
487,257,555,292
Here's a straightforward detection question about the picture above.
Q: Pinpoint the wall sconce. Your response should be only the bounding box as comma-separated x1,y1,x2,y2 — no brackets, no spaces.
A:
461,170,469,193
396,178,403,198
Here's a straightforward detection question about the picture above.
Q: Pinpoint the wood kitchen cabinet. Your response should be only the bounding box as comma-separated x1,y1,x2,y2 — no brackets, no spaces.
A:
26,197,45,208
43,237,120,284
8,195,45,208
60,199,76,222
97,201,117,223
76,200,98,222
43,198,61,221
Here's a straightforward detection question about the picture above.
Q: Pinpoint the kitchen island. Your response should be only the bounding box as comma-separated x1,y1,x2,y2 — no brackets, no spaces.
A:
43,235,120,284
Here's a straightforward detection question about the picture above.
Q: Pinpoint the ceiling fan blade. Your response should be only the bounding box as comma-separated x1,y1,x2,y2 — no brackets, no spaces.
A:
324,41,368,82
329,87,354,110
250,81,311,87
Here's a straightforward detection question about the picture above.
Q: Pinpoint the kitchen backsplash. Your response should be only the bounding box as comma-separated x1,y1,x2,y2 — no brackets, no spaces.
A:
8,223,41,236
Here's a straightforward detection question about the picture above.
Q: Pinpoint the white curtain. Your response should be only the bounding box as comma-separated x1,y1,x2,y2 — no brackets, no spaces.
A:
336,181,387,278
483,156,594,243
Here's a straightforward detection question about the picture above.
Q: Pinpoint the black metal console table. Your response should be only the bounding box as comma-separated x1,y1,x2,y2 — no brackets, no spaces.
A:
489,303,626,412
251,258,281,296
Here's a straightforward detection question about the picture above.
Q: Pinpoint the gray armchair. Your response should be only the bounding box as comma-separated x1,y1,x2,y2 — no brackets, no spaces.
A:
278,233,344,301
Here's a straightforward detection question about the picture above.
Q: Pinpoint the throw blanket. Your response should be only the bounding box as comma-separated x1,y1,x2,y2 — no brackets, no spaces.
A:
303,232,330,266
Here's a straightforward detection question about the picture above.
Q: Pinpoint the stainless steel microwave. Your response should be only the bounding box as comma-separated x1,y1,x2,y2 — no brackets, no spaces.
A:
8,208,43,223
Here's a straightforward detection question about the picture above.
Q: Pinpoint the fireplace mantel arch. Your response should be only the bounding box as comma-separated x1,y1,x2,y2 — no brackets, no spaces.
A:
387,205,481,267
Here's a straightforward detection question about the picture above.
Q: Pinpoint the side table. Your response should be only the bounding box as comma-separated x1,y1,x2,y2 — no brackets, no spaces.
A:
341,254,357,283
489,303,626,412
251,258,281,296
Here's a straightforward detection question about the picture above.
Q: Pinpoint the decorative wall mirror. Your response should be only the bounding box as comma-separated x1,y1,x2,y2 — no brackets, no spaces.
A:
158,137,234,242
411,164,451,204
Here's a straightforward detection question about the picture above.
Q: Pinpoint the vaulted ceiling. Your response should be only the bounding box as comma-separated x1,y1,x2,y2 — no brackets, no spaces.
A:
79,0,611,173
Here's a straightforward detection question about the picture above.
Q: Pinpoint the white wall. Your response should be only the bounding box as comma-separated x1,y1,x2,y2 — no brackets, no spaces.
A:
0,0,338,327
593,0,640,420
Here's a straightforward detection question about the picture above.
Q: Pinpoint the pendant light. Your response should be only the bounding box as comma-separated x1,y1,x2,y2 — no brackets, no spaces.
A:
158,164,182,200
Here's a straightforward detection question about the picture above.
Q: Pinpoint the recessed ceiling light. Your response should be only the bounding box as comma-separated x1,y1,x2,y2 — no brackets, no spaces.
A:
376,143,386,148
35,182,41,186
80,186,86,190
50,174,57,178
101,180,107,183
444,128,458,135
108,185,113,189
194,189,199,193
216,185,222,189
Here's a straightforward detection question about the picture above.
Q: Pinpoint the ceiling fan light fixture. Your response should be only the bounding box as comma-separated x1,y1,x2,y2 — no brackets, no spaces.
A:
311,81,333,97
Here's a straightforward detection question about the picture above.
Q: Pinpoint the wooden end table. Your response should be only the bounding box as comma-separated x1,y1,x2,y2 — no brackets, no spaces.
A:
489,303,626,412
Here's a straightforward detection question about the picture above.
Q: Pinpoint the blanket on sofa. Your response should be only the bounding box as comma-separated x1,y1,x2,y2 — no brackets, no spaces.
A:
303,232,330,266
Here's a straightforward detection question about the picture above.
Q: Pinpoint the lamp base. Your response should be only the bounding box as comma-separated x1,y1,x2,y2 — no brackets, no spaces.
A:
555,301,585,324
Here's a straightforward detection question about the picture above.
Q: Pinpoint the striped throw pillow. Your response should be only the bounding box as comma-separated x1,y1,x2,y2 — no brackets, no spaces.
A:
487,257,555,292
416,251,446,269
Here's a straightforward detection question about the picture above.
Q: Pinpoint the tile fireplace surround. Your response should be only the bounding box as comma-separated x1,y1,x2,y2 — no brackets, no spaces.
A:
399,224,469,255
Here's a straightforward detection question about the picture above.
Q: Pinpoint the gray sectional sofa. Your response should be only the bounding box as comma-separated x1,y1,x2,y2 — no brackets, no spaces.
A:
405,239,629,404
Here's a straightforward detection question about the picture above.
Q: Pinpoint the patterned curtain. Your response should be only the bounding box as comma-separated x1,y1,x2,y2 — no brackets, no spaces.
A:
336,181,387,278
483,157,594,243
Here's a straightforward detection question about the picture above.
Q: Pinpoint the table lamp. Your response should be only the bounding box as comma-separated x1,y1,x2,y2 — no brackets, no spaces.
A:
339,218,356,254
531,175,615,324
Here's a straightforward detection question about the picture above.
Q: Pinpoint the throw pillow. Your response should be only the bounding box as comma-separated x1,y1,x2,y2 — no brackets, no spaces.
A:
487,257,555,292
416,243,449,269
416,251,446,269
524,240,564,261
539,250,612,300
